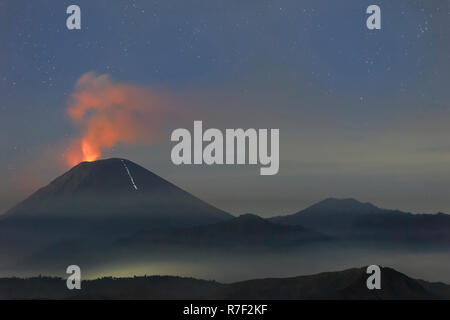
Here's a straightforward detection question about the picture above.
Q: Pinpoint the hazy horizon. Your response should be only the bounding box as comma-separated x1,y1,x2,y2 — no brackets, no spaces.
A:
1,156,448,219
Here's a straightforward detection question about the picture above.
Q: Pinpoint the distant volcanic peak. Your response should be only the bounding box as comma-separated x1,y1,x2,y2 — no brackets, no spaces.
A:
319,197,374,206
311,197,379,212
267,197,385,230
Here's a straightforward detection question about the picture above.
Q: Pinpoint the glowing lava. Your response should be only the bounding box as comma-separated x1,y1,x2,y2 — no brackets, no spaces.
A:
64,72,165,167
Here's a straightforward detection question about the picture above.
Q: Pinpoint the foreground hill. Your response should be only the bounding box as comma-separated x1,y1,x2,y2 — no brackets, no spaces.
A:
1,267,449,299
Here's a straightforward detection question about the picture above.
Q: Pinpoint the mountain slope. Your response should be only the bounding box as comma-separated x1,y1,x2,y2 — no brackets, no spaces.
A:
0,158,233,270
3,158,232,224
270,198,450,244
270,198,390,231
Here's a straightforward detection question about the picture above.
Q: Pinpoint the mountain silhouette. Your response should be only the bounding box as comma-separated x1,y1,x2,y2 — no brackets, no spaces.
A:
119,213,328,247
3,158,231,224
270,198,384,232
213,266,449,300
1,266,449,299
2,161,450,277
0,158,232,270
270,198,450,245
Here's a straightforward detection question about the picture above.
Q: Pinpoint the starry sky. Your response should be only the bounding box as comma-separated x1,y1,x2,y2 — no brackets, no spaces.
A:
1,0,450,216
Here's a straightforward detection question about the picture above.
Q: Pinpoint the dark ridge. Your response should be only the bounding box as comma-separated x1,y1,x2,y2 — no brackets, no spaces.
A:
1,266,449,299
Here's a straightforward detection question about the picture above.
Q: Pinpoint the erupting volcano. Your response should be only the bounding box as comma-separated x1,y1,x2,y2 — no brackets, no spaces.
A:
64,72,166,167
3,158,232,225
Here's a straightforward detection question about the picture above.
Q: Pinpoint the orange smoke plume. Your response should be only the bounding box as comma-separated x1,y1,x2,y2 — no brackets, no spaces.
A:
65,72,164,167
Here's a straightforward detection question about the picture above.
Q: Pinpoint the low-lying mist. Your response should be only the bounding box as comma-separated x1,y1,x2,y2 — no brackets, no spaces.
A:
32,243,450,284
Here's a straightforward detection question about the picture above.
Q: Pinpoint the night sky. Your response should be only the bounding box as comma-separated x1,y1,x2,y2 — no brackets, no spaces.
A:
1,0,450,216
